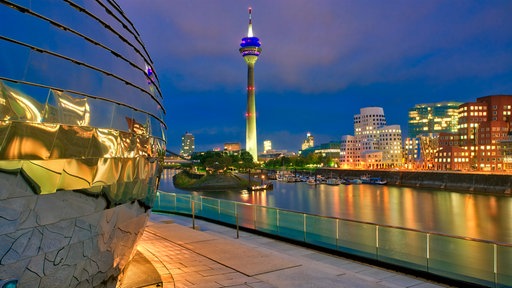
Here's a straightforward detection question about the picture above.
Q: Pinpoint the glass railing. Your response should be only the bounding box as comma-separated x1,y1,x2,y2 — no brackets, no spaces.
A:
153,191,512,288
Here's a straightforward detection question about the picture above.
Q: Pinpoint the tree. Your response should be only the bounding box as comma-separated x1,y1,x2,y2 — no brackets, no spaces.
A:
204,155,232,173
238,150,255,171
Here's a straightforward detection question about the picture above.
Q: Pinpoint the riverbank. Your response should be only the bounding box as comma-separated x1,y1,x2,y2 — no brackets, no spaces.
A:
172,170,253,191
316,169,512,195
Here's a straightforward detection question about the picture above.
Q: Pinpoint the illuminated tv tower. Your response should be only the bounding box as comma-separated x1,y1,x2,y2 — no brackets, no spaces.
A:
239,7,262,162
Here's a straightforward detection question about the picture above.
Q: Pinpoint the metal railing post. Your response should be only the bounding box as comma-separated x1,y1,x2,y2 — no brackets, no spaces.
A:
276,209,280,235
253,205,256,229
192,200,195,230
336,219,340,250
304,214,307,242
376,225,379,260
236,204,239,239
426,233,430,272
494,244,498,287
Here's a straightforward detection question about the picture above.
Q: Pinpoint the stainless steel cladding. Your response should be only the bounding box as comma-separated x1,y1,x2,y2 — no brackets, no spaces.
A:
0,1,166,287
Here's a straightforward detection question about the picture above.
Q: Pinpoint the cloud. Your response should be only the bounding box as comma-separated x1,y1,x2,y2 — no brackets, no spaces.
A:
124,0,512,94
121,0,512,152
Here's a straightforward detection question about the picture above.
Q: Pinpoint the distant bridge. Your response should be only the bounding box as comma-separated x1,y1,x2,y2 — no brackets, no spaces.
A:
164,150,193,164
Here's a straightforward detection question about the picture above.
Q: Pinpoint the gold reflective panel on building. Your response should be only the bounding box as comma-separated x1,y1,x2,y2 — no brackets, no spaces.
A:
0,81,44,122
50,90,91,126
0,80,163,201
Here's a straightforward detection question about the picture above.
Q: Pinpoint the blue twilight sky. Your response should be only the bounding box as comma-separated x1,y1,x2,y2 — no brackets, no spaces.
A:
122,0,512,153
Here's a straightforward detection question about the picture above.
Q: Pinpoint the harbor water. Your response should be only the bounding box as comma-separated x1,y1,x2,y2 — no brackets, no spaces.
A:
159,169,512,244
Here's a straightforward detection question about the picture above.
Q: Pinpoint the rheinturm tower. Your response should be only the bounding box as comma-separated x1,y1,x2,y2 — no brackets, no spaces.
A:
239,7,262,162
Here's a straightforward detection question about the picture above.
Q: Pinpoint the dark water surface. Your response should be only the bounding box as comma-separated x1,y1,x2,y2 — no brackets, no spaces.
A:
159,169,512,243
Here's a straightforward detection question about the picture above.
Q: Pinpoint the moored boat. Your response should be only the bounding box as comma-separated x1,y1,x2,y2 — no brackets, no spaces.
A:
248,182,274,191
326,178,340,185
340,178,352,185
374,179,388,185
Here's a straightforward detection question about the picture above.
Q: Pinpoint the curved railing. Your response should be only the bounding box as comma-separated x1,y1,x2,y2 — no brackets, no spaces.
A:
153,191,512,288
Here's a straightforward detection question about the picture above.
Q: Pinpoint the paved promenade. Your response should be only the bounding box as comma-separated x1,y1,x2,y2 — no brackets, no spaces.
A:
127,212,453,288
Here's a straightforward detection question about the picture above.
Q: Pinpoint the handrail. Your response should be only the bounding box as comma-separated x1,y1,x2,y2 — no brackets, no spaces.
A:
154,191,512,287
164,192,510,247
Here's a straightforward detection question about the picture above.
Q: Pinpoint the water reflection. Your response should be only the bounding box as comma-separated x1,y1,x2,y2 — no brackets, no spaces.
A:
159,169,512,243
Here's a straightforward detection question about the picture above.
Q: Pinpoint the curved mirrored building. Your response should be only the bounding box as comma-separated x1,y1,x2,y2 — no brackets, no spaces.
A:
0,1,166,287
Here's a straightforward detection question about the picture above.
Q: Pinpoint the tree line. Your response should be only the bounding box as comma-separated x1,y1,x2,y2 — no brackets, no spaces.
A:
186,151,338,173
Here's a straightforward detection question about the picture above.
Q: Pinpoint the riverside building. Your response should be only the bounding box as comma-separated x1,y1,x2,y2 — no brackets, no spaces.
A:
408,102,461,138
340,107,403,169
430,95,512,171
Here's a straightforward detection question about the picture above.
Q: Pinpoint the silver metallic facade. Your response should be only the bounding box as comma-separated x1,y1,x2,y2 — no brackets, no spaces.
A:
0,0,166,286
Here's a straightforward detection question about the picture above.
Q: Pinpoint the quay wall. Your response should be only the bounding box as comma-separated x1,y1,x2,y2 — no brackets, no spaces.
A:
316,169,512,195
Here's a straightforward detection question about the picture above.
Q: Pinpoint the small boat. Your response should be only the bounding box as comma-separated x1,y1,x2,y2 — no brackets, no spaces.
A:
360,174,372,184
374,179,387,185
350,178,362,184
306,177,317,185
326,178,340,185
248,182,274,191
360,175,387,185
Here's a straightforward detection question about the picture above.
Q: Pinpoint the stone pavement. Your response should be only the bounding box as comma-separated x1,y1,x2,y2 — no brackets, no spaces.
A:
129,212,453,288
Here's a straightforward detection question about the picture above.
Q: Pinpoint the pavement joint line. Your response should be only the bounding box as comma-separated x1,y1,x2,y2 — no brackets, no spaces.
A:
144,227,261,278
248,264,303,277
146,213,455,288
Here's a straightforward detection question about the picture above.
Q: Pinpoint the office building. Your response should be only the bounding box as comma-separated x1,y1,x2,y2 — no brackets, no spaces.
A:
224,142,241,152
180,132,195,158
432,95,512,171
263,139,272,153
408,102,461,138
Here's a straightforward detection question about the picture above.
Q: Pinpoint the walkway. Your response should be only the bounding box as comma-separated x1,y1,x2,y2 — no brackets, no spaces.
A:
126,212,453,288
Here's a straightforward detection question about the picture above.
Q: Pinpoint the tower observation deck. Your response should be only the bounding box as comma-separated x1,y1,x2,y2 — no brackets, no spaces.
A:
239,7,262,162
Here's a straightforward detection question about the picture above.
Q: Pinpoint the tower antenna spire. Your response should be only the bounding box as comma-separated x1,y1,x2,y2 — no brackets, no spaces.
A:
247,7,253,37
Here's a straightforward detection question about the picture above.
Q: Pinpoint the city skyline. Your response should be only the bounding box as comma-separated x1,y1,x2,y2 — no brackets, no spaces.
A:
122,1,512,153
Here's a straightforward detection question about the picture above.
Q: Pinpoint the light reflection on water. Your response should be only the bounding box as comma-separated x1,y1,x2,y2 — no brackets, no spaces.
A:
158,169,512,243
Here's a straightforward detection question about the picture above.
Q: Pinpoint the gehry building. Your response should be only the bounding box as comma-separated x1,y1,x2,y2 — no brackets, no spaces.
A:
340,107,403,169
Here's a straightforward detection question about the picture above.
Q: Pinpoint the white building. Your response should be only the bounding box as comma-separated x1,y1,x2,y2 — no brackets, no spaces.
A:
263,140,272,153
340,135,359,168
340,107,403,169
301,132,315,151
377,125,402,168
